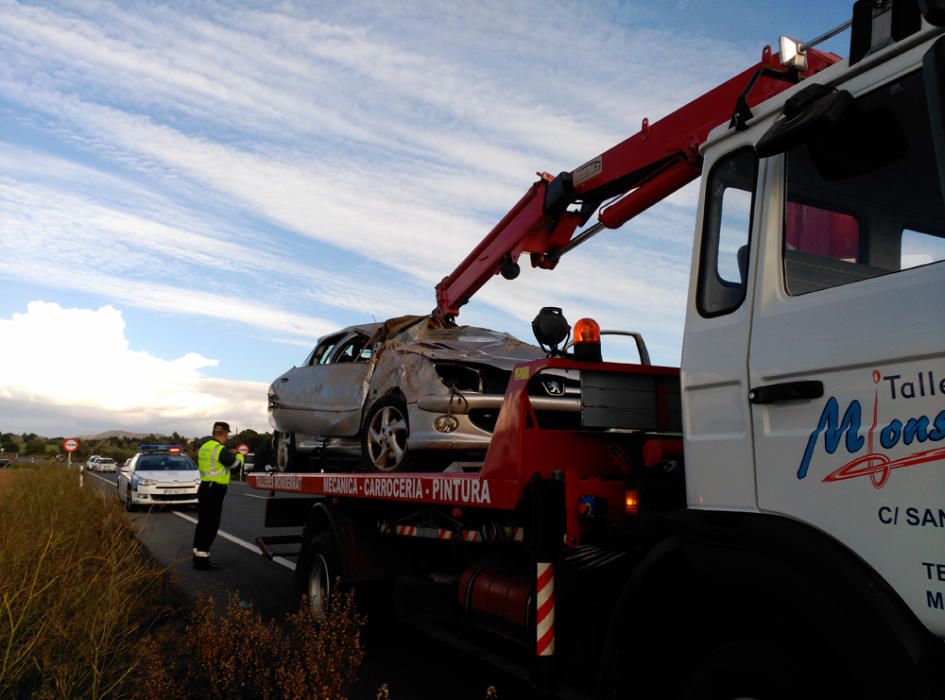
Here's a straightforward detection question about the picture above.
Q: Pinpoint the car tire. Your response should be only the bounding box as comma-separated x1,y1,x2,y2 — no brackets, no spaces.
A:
125,487,138,513
299,533,341,621
361,395,413,472
275,431,296,472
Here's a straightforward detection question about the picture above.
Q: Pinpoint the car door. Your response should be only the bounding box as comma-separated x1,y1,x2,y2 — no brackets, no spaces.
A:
748,65,945,635
118,456,135,499
272,331,374,437
270,333,343,434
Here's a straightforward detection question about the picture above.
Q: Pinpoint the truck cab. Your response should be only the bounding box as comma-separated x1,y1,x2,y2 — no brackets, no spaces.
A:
683,12,945,642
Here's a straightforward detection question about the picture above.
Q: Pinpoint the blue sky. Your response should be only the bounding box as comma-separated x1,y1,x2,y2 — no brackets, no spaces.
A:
0,0,852,437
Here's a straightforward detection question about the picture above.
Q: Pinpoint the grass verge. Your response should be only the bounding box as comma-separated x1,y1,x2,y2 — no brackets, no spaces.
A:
0,464,366,699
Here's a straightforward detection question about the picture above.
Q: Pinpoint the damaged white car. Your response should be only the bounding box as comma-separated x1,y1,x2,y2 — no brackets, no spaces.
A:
268,316,550,472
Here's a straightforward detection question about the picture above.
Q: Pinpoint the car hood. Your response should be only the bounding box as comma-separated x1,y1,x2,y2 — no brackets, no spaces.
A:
133,470,199,482
381,317,545,369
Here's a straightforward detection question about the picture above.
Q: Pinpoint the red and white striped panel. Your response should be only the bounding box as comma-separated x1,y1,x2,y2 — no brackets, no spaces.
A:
536,562,555,656
503,526,525,542
380,522,486,542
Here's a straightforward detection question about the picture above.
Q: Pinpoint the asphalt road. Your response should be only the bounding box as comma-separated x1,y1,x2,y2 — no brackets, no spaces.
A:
85,469,535,700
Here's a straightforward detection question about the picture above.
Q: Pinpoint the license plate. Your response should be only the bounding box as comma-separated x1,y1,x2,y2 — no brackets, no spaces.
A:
163,489,191,495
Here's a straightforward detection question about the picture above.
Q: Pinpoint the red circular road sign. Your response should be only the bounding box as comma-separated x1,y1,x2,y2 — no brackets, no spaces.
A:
237,443,250,456
63,438,80,452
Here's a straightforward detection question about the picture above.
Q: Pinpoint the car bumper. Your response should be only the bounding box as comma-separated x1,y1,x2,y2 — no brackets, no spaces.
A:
410,392,581,451
130,487,199,506
416,393,580,414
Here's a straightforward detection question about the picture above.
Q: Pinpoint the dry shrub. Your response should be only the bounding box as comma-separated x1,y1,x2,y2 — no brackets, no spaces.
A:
277,590,365,700
0,465,366,699
0,463,171,698
182,589,364,700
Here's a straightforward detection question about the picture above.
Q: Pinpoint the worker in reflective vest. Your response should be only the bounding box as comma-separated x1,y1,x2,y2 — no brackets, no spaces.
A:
192,421,244,570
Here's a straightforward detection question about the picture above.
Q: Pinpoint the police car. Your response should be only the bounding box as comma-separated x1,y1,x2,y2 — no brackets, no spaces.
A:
117,445,200,512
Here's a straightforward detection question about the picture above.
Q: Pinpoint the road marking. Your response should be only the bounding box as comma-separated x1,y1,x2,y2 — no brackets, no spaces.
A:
86,473,297,572
169,510,297,571
242,493,269,500
88,471,117,487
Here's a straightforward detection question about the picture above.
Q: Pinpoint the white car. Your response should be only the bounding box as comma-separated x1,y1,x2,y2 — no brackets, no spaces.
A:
86,455,102,471
96,457,117,473
117,445,200,512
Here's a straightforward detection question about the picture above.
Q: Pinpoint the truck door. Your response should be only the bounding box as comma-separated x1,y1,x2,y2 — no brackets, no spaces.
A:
747,65,945,634
680,142,760,510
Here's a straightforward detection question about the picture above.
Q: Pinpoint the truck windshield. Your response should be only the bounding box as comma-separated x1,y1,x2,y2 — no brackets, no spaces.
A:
783,68,945,295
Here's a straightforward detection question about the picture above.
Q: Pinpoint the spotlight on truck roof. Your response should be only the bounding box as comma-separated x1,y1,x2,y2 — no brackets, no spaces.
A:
532,307,570,355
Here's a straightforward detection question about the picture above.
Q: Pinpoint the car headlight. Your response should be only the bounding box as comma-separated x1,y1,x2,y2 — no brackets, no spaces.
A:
435,363,481,392
132,477,156,487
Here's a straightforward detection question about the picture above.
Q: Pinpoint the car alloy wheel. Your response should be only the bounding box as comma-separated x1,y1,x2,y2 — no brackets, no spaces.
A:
275,432,294,472
363,397,410,472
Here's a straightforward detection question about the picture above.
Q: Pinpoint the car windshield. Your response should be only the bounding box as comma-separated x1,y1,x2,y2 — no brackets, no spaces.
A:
99,459,116,464
135,455,196,471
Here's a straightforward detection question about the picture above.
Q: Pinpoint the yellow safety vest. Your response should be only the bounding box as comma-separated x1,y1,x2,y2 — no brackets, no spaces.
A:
198,439,231,485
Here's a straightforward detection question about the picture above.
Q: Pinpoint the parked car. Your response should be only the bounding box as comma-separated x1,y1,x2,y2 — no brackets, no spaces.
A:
0,458,12,468
117,445,199,511
85,455,102,471
268,315,555,472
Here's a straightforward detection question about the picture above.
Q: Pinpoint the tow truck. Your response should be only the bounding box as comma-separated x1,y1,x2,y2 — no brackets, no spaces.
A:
250,2,945,697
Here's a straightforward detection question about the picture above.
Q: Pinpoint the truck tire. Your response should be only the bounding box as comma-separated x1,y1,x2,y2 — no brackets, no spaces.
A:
361,395,413,472
678,635,843,700
275,431,295,472
301,533,341,621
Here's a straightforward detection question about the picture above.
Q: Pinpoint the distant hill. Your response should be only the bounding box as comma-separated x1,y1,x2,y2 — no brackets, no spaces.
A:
79,430,182,440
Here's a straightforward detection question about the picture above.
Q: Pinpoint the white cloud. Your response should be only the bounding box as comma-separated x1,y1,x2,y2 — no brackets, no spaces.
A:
0,301,269,435
0,0,778,431
0,146,432,327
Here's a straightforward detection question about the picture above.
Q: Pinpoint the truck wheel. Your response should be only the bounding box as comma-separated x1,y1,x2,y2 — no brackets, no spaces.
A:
361,396,413,472
275,431,295,472
302,533,341,621
679,635,839,700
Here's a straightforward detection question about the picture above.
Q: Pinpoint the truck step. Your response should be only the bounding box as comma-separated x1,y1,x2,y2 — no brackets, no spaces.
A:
564,545,627,572
254,534,302,560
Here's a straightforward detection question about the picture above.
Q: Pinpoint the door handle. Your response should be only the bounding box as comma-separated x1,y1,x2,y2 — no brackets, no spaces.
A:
749,380,823,404
280,377,290,382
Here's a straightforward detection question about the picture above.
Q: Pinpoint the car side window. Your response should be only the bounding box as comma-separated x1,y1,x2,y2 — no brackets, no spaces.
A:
310,334,343,366
697,148,758,317
332,334,368,363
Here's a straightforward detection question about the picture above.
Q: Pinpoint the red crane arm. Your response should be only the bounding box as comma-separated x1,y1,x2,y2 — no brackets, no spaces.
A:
433,46,840,325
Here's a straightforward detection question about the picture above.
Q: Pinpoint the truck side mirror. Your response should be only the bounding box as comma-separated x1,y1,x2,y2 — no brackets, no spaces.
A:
924,36,945,207
755,83,853,158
